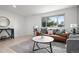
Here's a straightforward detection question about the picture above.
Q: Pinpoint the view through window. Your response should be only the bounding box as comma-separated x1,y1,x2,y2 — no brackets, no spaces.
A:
42,15,64,27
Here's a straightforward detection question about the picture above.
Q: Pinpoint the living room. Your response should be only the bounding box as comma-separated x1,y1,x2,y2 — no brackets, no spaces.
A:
0,5,79,53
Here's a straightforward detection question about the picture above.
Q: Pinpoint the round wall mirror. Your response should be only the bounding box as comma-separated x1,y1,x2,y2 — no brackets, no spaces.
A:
0,16,10,27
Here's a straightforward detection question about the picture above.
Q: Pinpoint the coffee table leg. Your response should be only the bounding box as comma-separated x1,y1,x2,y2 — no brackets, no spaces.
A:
36,42,40,49
33,41,36,51
33,41,53,53
49,42,52,53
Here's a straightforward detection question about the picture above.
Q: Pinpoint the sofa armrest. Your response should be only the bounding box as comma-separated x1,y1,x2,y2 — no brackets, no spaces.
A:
57,32,70,38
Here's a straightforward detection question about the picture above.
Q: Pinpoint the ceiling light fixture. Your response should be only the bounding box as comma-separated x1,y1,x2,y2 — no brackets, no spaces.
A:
12,5,16,8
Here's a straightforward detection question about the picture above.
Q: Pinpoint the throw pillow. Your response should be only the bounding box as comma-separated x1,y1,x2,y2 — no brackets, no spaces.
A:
41,28,48,34
53,29,58,34
55,29,65,35
48,29,53,35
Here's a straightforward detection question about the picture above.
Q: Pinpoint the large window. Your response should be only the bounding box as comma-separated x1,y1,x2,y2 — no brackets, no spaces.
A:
42,15,64,27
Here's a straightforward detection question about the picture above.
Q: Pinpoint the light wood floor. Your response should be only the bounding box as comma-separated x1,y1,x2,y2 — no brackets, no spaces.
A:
0,35,32,53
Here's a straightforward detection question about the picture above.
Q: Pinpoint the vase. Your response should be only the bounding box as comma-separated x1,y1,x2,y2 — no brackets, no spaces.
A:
41,36,44,39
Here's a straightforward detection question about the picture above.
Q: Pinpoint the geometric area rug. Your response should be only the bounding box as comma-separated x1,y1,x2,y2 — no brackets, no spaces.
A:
10,40,66,53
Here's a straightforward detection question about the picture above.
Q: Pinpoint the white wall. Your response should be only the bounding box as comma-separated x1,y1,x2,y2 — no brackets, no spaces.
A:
25,6,78,35
77,6,79,33
0,9,26,37
25,16,41,35
0,6,78,37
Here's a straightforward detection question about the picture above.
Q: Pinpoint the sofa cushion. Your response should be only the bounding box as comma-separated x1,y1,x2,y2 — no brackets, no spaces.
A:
41,28,48,34
53,29,58,34
48,29,53,35
55,29,65,35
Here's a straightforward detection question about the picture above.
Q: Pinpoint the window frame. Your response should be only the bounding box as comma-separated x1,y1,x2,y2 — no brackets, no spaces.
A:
41,14,65,28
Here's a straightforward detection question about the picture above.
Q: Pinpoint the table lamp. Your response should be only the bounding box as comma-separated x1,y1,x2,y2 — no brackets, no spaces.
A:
70,24,77,34
33,26,39,36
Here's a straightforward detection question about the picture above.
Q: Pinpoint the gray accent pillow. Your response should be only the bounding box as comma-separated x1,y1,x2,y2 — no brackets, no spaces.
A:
56,29,65,35
53,29,58,34
41,28,47,34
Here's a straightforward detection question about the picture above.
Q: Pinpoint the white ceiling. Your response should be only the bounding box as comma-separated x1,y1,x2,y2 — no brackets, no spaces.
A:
0,5,76,16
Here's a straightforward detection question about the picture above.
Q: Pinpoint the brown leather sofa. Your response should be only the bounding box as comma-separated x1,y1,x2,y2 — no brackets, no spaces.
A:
35,30,70,43
44,32,69,43
48,32,70,43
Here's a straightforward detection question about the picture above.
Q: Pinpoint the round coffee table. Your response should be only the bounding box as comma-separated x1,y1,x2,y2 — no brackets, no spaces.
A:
32,36,54,53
